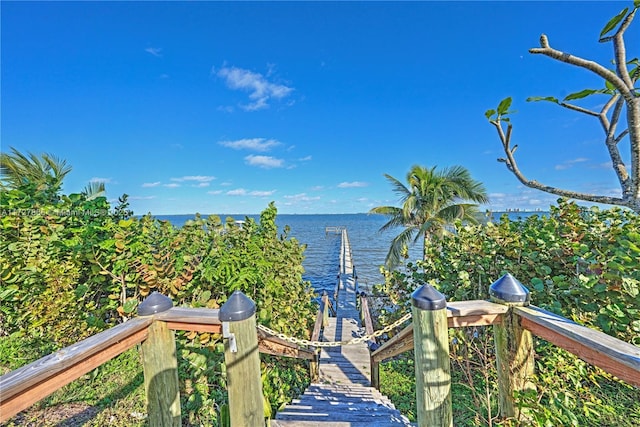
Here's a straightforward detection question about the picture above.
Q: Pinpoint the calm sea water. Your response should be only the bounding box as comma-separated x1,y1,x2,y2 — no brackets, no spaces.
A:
155,212,546,297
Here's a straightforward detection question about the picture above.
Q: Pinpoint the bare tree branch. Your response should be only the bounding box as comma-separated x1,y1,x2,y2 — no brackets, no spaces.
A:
487,7,640,213
604,96,630,189
611,8,637,90
530,35,633,103
490,119,631,208
558,102,599,117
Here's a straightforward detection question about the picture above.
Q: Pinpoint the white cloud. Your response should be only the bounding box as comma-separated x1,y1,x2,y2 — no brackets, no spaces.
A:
145,47,162,57
591,162,613,169
284,193,321,202
164,183,180,188
130,196,156,200
142,182,161,188
338,181,368,188
250,190,276,196
193,182,211,188
215,65,294,111
555,157,589,170
170,175,216,183
226,188,275,197
207,190,223,195
245,155,284,169
219,138,281,152
90,177,111,183
298,155,312,161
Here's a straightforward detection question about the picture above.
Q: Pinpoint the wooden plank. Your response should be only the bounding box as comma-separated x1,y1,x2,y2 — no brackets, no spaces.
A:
164,321,221,333
515,305,640,387
0,317,152,402
359,296,376,344
310,299,325,342
257,329,315,360
371,300,508,363
154,306,221,326
0,320,150,422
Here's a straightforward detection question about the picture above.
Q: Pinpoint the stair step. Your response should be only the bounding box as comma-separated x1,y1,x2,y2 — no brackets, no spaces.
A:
273,235,414,426
271,421,413,427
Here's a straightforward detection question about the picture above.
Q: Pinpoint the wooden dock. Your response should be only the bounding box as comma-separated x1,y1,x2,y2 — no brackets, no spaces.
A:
273,229,413,426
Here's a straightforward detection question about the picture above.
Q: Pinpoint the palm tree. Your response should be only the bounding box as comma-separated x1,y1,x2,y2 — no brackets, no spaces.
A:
81,181,106,200
1,147,106,202
370,165,489,268
1,147,71,202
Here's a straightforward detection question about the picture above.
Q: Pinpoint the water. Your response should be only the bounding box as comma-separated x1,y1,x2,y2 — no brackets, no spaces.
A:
155,212,547,297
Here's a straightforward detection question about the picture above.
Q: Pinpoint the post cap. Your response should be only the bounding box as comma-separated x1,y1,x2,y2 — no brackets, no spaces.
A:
219,290,256,321
489,273,530,304
138,292,173,316
411,284,447,311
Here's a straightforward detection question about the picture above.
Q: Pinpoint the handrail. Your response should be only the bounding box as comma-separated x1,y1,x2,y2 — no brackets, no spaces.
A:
514,305,640,387
358,293,377,347
368,301,640,388
371,300,508,363
0,302,317,423
367,278,640,426
0,316,154,420
311,292,329,342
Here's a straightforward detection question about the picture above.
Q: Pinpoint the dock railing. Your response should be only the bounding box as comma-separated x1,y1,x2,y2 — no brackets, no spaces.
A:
364,273,640,426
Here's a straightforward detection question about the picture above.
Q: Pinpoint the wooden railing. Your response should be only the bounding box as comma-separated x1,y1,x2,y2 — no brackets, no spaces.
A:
4,274,638,426
0,291,315,426
309,291,334,380
362,273,640,426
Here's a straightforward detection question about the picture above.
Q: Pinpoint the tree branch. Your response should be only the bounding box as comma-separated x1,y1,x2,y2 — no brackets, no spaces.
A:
604,96,630,189
490,118,630,208
612,8,636,90
558,102,599,117
530,34,633,103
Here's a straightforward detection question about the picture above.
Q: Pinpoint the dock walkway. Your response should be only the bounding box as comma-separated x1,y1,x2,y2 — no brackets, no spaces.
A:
273,229,412,426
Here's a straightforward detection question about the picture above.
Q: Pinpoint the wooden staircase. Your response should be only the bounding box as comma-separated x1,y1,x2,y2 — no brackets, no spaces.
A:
273,229,413,426
271,383,412,426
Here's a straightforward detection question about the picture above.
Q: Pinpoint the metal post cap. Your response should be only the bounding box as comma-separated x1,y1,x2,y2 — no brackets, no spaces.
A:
411,284,447,311
219,290,256,321
138,291,173,316
489,273,530,304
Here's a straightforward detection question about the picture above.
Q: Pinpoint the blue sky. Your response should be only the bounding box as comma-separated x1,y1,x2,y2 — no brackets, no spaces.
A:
2,1,637,215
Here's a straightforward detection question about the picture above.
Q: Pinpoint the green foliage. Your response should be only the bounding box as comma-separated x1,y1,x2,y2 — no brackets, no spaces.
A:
1,164,315,425
375,199,640,425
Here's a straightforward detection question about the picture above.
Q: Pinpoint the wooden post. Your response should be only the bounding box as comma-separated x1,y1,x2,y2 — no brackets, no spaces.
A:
138,292,181,427
220,291,264,427
411,284,452,427
490,273,536,421
322,291,330,326
370,356,380,389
